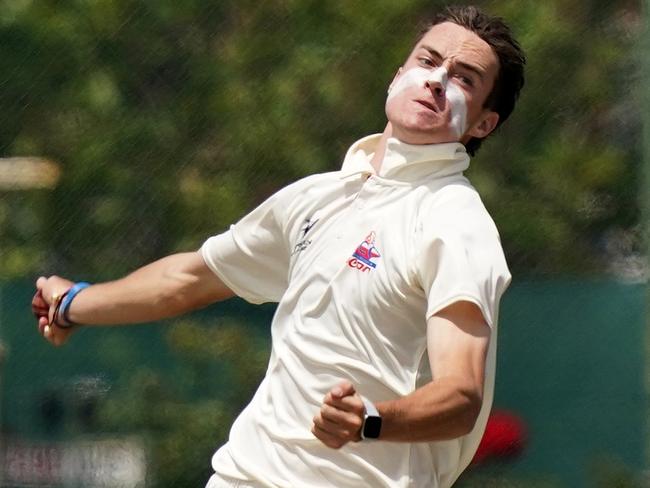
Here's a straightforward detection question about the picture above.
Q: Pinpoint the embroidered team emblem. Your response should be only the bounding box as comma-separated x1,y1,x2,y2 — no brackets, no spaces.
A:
348,232,381,272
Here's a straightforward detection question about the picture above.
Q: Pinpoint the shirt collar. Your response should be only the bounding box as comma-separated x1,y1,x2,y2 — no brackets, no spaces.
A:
340,134,470,181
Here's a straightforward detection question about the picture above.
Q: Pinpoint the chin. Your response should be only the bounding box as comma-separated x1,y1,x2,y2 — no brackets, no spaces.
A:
392,124,456,145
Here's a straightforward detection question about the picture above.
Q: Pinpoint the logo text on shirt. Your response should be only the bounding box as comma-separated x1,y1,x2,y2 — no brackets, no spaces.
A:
292,217,319,255
348,231,381,272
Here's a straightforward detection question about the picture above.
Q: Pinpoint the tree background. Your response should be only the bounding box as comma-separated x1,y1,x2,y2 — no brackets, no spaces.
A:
0,1,645,487
0,0,643,280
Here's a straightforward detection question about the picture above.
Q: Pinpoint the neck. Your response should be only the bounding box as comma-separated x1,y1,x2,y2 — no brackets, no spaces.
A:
369,124,393,173
370,123,470,174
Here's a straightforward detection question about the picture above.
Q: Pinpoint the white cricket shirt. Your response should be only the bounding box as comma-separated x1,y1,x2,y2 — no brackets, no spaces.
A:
201,134,511,488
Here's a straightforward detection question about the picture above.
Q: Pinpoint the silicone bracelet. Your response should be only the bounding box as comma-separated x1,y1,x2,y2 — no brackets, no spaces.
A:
59,282,91,327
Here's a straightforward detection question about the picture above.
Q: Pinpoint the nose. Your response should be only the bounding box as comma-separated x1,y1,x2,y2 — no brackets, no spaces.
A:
425,67,448,96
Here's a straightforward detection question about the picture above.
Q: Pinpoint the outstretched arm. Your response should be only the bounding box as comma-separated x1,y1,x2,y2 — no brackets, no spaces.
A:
311,300,490,447
33,251,234,346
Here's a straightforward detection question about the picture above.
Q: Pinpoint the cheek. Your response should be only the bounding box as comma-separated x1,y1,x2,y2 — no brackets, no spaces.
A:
385,92,416,125
445,84,468,137
387,67,429,101
384,92,403,117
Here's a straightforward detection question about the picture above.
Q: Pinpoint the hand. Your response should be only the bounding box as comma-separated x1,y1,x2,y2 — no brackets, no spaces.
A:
32,275,75,346
311,381,365,449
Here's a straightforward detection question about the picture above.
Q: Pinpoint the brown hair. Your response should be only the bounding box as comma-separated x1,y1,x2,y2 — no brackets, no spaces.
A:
418,5,526,155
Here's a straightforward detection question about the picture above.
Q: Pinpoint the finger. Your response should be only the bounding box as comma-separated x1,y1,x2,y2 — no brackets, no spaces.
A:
51,328,65,347
314,410,348,435
32,289,45,306
32,302,48,314
33,304,48,318
32,289,47,311
330,381,355,399
48,301,56,325
311,422,346,449
33,308,49,319
33,304,49,317
322,405,363,435
325,393,365,413
38,316,49,335
36,276,47,289
315,408,361,440
321,403,354,425
49,325,72,347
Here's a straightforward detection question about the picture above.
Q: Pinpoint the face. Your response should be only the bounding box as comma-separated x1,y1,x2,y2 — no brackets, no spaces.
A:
385,22,500,146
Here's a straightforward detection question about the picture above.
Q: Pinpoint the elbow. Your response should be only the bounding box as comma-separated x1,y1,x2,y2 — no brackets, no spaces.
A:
160,267,203,310
455,390,483,436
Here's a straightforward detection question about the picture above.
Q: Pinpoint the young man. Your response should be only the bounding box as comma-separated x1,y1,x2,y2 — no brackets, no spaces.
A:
33,6,525,487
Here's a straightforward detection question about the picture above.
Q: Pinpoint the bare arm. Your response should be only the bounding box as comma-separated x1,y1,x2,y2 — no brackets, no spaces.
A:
378,300,489,441
34,251,234,345
311,300,490,447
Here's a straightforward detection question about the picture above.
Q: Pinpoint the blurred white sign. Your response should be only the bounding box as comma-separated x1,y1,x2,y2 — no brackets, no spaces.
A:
0,438,147,487
0,157,61,190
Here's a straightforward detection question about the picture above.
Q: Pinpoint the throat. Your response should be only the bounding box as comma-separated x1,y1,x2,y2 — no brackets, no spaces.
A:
369,128,393,174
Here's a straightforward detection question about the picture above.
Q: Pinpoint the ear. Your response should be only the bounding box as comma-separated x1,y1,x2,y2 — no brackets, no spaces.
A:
466,110,499,139
388,67,403,93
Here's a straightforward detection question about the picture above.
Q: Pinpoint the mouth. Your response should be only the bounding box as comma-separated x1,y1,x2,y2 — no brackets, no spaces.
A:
415,99,438,112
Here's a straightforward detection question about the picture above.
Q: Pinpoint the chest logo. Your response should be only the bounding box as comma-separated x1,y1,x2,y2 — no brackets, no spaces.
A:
348,231,381,272
292,217,319,255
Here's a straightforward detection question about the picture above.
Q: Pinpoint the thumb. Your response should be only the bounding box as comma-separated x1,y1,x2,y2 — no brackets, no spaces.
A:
332,381,356,399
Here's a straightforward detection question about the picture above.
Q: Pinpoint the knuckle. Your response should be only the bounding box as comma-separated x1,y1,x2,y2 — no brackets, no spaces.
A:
321,405,335,419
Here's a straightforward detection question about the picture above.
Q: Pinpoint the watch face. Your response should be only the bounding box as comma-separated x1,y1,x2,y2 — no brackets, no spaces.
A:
363,416,382,439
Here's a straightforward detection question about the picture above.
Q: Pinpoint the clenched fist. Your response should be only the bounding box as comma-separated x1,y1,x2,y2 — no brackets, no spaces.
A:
32,275,75,346
311,381,365,449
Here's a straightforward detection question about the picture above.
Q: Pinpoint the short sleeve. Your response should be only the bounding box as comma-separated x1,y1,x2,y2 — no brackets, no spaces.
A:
416,193,511,327
201,184,297,304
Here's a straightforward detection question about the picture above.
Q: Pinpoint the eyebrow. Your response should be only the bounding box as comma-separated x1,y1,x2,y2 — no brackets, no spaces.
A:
422,47,485,82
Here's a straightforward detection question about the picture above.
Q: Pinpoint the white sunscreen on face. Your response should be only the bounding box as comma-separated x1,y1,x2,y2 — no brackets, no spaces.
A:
387,67,468,138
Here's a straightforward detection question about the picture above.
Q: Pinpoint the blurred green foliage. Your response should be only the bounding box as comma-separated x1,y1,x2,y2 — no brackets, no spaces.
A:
0,0,643,279
95,318,269,487
587,458,646,488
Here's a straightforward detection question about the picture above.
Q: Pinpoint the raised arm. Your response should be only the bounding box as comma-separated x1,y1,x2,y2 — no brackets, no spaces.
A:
33,251,234,346
311,300,490,447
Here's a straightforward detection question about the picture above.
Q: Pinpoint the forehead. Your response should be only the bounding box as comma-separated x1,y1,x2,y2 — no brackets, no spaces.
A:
410,22,499,75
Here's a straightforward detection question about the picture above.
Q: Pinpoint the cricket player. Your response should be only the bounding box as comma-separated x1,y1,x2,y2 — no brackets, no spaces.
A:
33,5,525,487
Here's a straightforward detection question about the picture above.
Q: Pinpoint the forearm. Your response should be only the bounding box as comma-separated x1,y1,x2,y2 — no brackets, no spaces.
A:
376,377,483,442
311,303,489,448
67,252,233,326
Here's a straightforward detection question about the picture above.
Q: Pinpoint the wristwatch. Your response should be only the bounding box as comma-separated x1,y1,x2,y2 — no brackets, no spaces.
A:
360,396,382,440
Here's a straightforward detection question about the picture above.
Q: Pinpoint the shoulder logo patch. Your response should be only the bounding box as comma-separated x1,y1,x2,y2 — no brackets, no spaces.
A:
348,231,381,272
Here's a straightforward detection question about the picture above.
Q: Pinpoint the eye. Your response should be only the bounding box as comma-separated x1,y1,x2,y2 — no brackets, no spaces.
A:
454,73,474,88
418,57,436,68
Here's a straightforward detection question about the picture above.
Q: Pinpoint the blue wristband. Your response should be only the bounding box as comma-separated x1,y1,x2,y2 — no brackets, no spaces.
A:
59,282,91,326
